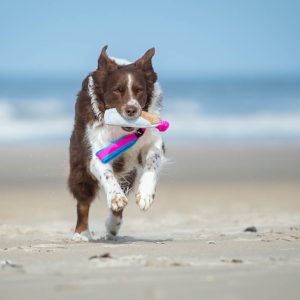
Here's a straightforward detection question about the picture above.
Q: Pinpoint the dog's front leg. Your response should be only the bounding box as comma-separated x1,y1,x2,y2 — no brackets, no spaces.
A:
136,138,164,211
91,158,127,211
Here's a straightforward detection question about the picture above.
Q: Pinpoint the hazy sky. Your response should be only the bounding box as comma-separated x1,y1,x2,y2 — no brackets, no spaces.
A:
0,0,299,77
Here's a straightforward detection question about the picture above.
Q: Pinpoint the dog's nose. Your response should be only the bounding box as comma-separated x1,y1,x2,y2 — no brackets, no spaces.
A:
125,105,138,117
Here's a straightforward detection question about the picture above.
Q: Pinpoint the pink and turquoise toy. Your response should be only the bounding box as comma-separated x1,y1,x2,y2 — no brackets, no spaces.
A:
96,109,169,164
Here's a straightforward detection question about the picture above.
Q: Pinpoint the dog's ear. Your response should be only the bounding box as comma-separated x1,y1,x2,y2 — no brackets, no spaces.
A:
135,47,157,82
135,47,155,71
98,45,118,71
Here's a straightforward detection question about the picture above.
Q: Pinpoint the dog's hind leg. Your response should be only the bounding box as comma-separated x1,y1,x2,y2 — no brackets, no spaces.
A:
73,201,92,241
69,170,98,241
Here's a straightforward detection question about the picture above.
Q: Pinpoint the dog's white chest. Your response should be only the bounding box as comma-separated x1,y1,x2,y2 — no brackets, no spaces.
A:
86,122,159,177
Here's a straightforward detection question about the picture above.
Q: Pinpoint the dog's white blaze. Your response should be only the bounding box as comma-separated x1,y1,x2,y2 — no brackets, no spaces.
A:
126,74,140,111
127,73,134,100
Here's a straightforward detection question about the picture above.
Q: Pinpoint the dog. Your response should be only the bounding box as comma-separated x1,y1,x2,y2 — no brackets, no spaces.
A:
68,46,166,241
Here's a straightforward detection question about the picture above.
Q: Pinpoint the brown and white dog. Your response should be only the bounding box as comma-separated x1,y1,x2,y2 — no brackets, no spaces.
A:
68,46,166,241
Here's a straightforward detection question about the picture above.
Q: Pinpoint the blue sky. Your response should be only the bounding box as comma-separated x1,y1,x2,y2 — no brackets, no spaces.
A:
0,0,300,77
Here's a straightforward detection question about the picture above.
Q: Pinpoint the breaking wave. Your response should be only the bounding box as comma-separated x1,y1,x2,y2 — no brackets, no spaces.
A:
1,97,300,143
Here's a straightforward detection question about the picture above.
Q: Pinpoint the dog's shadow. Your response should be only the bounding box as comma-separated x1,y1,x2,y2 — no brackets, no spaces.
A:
90,235,173,245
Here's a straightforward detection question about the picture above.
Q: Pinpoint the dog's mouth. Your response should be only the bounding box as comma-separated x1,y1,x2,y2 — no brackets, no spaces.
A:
121,127,136,132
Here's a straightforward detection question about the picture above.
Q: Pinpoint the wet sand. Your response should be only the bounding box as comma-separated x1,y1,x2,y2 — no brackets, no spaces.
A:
0,143,300,300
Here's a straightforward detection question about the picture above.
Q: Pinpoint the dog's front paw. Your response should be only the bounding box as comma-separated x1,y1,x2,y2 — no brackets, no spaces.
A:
108,192,128,211
136,191,155,211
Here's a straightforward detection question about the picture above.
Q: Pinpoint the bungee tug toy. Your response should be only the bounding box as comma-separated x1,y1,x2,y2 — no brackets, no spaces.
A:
96,108,170,164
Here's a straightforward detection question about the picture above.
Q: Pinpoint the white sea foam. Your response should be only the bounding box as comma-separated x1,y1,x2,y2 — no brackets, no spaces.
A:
164,111,300,140
1,98,300,143
0,98,73,142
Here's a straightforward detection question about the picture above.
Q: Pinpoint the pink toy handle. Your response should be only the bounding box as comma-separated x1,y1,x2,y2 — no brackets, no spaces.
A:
156,120,169,132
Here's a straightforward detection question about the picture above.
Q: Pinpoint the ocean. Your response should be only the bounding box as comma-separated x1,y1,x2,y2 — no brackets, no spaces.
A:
1,75,300,144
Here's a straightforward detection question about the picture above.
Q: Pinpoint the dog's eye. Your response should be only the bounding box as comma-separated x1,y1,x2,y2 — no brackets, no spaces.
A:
135,88,143,94
113,88,123,94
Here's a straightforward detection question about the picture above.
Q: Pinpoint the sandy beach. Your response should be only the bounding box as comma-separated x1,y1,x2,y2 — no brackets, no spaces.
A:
1,143,300,300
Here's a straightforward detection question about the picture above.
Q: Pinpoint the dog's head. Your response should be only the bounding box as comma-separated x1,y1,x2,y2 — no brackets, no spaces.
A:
91,46,157,121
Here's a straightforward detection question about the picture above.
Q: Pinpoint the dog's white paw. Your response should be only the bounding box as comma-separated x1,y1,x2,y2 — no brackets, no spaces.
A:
136,172,156,211
136,191,155,211
108,192,128,212
72,230,93,242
